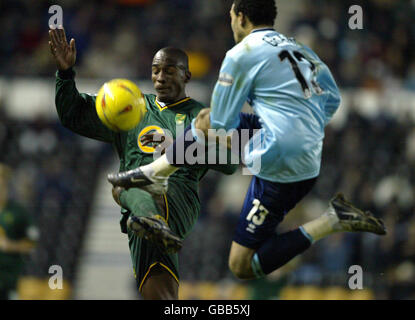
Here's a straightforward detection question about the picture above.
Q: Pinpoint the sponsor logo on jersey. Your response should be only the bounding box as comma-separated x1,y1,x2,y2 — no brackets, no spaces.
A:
137,125,165,154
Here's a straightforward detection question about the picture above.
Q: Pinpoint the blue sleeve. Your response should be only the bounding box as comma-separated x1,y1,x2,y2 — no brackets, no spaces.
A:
320,67,341,125
210,54,254,131
302,45,341,125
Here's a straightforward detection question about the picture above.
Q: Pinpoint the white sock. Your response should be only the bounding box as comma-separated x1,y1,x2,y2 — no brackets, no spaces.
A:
141,154,179,179
301,208,340,243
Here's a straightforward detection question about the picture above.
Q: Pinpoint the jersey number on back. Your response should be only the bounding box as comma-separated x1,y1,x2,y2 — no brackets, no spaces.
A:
279,50,323,99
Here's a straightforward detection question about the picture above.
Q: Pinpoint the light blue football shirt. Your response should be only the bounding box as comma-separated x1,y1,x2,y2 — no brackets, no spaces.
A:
209,28,341,183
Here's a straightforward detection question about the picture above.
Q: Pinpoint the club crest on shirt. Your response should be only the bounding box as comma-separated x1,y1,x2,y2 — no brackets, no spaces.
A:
218,72,234,87
137,125,165,154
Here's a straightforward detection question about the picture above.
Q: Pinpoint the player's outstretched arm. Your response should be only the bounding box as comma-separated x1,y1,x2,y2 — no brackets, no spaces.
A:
49,26,114,143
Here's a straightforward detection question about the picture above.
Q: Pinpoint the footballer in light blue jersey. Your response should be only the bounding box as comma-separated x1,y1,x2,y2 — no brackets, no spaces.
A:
109,0,386,283
210,28,341,183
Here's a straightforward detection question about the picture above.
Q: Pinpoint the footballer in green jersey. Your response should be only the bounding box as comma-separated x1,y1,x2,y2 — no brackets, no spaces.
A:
0,164,38,300
49,27,236,300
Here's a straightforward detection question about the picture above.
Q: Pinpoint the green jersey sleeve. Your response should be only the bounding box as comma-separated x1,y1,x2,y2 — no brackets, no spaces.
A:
55,68,115,143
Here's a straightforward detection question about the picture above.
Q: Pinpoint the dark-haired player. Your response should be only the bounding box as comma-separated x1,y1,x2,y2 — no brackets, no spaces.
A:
49,27,236,299
109,0,386,281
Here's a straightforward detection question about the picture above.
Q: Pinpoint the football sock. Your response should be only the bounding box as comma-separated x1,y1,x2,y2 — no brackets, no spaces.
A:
251,229,312,277
145,155,178,178
301,209,340,242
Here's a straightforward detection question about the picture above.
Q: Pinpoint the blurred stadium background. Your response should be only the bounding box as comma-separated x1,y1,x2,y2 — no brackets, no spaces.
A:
0,0,414,300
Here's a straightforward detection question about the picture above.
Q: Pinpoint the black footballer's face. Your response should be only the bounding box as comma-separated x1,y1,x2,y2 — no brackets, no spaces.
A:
151,51,190,104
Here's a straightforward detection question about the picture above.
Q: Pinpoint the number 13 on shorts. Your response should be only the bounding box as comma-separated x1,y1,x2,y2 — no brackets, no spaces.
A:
246,199,270,233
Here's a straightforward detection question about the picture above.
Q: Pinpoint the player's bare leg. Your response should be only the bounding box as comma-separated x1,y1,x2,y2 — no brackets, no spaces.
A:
140,264,178,300
228,242,256,280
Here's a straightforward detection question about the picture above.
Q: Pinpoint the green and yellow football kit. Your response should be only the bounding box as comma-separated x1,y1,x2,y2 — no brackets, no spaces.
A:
55,68,237,291
0,201,36,299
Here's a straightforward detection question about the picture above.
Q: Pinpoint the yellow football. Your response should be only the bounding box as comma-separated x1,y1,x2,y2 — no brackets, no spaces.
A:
96,79,147,132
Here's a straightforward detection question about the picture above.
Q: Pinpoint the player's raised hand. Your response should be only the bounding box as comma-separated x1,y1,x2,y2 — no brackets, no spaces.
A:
48,25,76,71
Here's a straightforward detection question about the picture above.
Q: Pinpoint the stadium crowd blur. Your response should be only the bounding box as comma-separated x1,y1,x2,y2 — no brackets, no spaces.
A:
0,0,414,299
2,0,414,89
